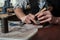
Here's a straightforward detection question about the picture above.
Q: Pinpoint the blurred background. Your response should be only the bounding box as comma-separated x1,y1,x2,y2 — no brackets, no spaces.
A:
0,0,20,27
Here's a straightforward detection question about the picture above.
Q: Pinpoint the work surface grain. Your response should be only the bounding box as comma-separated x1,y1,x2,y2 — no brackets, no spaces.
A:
0,24,38,40
0,24,60,40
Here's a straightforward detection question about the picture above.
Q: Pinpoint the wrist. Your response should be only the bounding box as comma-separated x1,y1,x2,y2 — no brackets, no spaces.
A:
20,16,27,22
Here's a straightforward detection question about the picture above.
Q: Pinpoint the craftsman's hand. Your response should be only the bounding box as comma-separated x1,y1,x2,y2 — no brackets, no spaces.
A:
21,13,36,24
35,10,52,24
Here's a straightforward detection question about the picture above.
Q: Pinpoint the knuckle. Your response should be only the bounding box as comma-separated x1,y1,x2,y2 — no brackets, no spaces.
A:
48,18,51,21
50,18,52,20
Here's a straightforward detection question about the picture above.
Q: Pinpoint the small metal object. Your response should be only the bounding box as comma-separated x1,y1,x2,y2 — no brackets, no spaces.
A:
35,16,40,25
36,20,40,25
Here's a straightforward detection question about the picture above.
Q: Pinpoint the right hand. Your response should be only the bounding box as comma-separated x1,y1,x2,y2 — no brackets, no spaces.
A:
21,13,37,24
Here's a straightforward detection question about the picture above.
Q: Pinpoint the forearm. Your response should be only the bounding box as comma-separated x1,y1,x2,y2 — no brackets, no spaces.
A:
14,8,26,20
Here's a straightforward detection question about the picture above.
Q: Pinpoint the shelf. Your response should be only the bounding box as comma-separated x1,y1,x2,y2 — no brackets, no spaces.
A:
0,13,15,18
0,8,14,12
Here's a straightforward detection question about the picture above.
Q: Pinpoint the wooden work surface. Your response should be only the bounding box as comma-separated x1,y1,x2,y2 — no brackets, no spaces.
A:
0,24,60,40
0,13,15,18
0,24,38,40
30,25,60,40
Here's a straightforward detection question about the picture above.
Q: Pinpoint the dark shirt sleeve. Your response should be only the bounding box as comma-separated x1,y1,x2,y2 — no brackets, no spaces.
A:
47,0,60,17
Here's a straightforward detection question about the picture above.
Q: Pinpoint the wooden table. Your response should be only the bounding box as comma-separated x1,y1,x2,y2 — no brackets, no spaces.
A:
29,25,60,40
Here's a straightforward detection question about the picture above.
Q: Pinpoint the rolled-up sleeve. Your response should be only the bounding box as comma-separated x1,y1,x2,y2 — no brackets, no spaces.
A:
11,0,24,9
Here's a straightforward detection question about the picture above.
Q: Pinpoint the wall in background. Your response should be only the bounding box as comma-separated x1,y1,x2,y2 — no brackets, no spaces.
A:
0,0,5,7
0,0,16,7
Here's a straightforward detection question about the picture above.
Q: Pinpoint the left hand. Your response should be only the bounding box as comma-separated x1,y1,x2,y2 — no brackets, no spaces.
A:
35,11,52,23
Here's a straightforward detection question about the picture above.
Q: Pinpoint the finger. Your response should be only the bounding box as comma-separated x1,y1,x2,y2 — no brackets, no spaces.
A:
31,19,37,24
37,12,44,18
35,8,46,16
25,15,31,24
38,11,49,18
44,11,51,15
40,8,46,12
29,14,37,24
35,12,40,17
37,11,47,18
28,16,37,24
25,17,31,24
38,15,50,20
25,20,29,24
40,18,51,23
29,14,35,19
